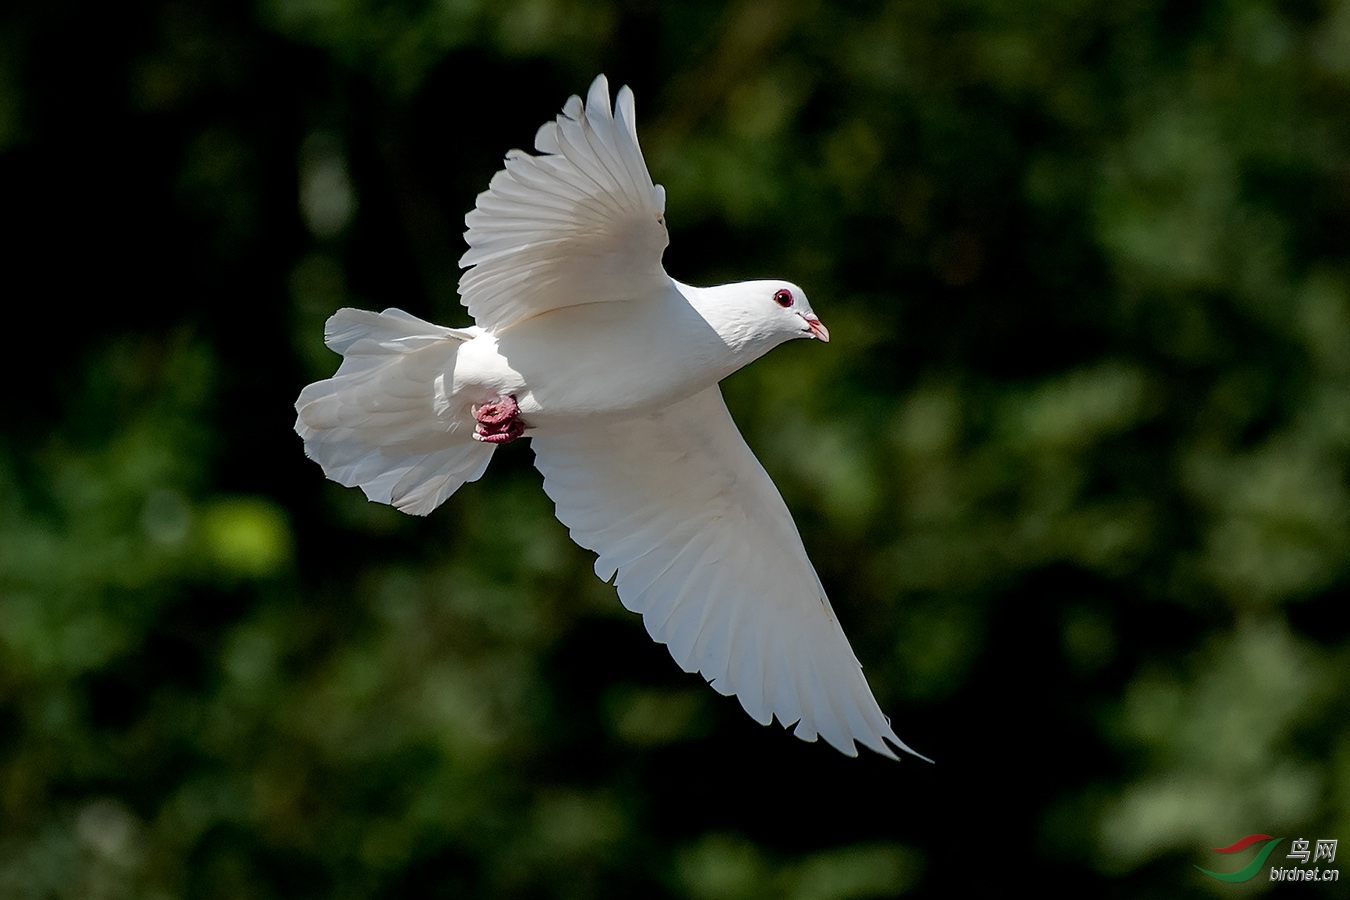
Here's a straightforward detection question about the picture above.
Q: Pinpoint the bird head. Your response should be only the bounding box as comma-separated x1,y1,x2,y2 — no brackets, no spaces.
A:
698,279,830,357
764,281,830,343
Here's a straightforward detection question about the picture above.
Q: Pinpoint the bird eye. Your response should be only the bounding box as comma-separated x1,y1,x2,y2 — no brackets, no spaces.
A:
773,289,794,307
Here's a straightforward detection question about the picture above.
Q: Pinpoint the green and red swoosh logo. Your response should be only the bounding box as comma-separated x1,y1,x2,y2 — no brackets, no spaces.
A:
1196,834,1285,882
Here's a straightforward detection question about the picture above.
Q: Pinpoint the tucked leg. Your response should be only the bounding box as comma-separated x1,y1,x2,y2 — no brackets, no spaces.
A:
473,395,526,444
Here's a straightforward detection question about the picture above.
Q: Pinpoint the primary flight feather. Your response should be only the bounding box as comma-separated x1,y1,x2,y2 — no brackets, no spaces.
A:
295,75,927,761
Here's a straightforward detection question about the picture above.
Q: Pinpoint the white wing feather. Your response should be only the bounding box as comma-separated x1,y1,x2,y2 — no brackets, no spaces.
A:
459,75,669,332
531,386,928,760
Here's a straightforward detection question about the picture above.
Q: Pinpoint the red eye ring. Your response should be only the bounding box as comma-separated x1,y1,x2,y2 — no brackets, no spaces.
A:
773,288,794,307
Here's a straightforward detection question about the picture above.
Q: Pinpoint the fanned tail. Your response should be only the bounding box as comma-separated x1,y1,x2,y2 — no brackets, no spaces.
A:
294,308,494,515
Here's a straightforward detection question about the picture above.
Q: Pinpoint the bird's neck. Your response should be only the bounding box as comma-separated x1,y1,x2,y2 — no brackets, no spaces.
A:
675,281,794,372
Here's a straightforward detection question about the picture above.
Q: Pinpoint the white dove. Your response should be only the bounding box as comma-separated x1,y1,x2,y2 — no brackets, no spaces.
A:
295,75,927,761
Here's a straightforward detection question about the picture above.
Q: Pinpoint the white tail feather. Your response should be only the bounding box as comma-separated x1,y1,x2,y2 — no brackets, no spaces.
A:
295,308,494,515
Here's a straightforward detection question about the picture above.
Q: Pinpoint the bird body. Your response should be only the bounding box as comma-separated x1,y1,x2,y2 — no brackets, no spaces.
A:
462,278,798,430
295,75,927,761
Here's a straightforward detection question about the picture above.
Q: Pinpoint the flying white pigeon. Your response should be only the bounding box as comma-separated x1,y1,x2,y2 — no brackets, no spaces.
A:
294,75,928,761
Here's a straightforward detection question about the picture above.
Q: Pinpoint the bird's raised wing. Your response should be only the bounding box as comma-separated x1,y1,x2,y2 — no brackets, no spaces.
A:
459,75,669,333
531,387,928,760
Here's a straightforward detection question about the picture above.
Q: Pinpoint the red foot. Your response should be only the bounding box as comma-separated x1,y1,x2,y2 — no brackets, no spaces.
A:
473,395,525,444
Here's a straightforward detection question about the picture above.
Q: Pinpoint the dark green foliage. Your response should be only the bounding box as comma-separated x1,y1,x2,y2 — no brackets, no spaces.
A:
2,1,1347,896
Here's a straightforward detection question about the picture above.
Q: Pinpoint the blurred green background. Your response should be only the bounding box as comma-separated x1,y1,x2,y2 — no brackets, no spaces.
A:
2,0,1348,897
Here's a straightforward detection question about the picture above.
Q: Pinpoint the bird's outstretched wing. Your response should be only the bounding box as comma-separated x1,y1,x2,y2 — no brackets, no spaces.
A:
531,387,928,760
460,75,669,333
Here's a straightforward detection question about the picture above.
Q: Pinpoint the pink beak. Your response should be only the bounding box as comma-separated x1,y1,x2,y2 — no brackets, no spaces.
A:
804,314,830,342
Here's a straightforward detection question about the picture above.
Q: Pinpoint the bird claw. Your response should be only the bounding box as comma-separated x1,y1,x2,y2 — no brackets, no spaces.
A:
473,395,525,443
475,394,518,425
